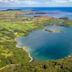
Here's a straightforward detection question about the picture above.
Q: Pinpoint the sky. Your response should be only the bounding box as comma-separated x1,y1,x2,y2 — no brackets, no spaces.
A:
0,0,72,7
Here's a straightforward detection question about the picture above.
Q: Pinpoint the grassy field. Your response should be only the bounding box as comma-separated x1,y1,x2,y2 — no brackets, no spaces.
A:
0,11,72,72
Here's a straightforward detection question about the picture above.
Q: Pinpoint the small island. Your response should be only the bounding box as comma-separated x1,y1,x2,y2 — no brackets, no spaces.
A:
45,29,64,33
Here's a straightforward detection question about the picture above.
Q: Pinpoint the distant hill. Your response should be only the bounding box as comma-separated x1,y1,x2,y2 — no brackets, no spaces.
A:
0,9,22,11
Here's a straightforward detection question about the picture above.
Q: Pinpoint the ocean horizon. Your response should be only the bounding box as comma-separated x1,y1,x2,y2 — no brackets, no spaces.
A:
0,7,72,12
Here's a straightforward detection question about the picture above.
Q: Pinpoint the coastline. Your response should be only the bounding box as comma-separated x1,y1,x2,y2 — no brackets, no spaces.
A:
23,47,33,62
15,38,33,62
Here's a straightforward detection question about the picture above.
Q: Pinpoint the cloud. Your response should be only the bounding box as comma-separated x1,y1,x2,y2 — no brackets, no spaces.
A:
0,0,14,3
0,0,72,7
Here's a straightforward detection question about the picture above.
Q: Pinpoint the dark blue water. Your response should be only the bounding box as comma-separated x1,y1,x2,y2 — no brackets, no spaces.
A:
17,7,72,12
16,26,72,60
1,7,72,12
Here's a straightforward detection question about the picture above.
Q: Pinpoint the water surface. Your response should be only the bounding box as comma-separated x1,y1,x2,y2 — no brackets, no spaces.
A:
17,10,72,20
16,26,72,60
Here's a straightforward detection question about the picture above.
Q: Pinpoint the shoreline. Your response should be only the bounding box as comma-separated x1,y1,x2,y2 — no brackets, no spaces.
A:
15,38,72,62
15,38,33,62
23,47,33,62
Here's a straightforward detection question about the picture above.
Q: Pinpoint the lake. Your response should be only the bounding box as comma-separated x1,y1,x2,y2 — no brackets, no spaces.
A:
16,26,72,61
